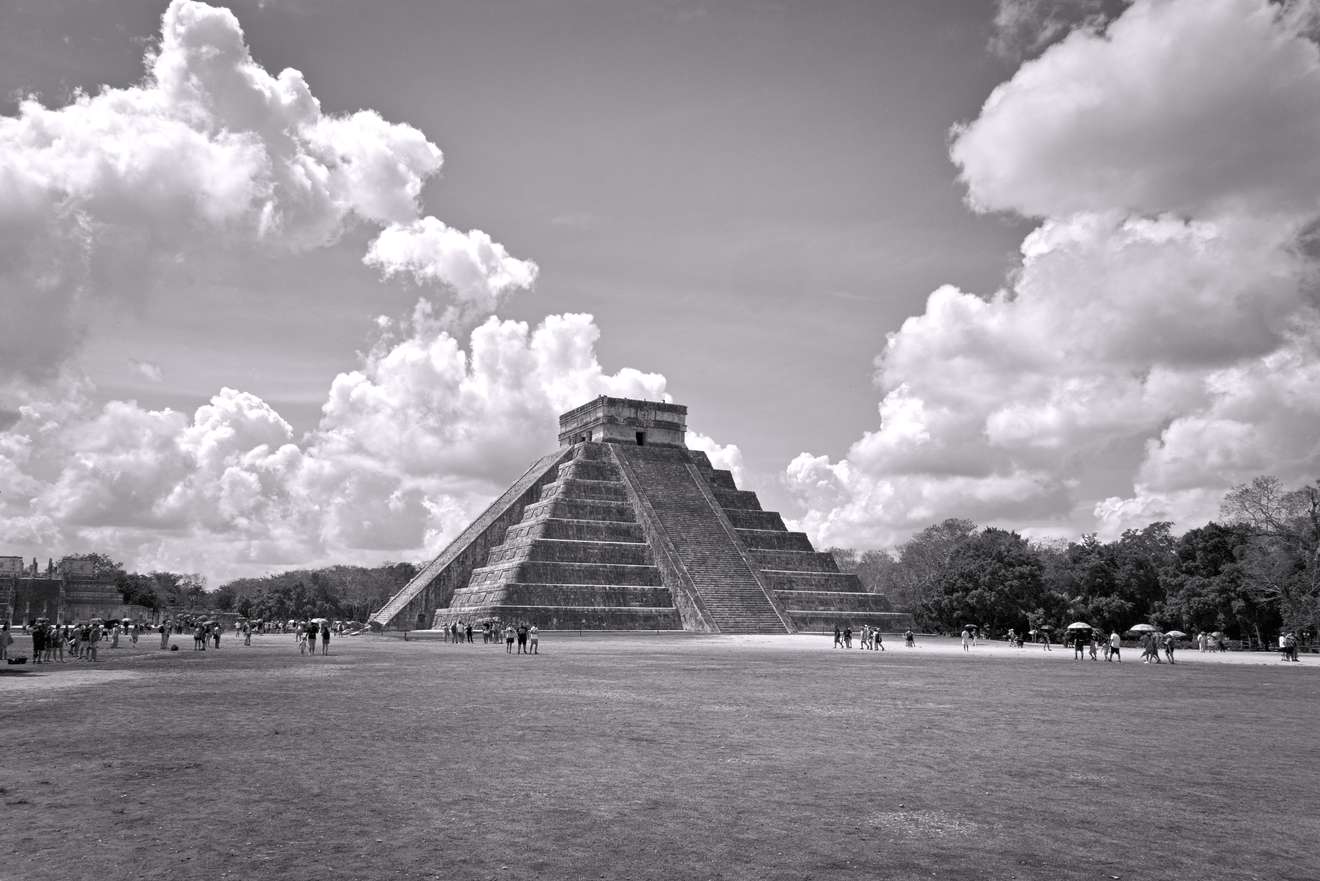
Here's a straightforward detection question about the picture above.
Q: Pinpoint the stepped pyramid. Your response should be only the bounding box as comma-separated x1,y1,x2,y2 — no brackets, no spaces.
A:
370,397,912,634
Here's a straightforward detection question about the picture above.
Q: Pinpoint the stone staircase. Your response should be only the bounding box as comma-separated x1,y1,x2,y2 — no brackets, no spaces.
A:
435,443,682,630
689,455,915,634
612,445,789,634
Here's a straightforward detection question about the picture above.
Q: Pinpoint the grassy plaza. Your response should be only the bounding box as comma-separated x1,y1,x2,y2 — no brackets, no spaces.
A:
1,632,1315,881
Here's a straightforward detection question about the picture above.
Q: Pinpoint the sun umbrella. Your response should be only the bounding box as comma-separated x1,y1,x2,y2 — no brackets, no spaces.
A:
1166,630,1188,638
1128,623,1159,633
310,617,329,624
1066,622,1092,630
1211,631,1225,638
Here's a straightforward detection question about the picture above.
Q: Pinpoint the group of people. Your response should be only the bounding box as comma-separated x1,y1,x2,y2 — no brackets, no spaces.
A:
296,620,333,655
831,624,885,650
436,620,539,654
2,619,160,663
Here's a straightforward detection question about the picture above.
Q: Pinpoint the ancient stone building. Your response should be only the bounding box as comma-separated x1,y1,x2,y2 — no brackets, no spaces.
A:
372,397,912,634
0,555,152,624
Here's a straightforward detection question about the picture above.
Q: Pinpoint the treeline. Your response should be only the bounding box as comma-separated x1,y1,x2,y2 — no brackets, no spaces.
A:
60,553,415,622
831,475,1319,642
212,563,417,622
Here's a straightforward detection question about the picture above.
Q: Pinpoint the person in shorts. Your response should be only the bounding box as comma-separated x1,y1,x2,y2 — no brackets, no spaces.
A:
504,624,516,654
516,623,529,654
529,625,539,654
1108,630,1122,662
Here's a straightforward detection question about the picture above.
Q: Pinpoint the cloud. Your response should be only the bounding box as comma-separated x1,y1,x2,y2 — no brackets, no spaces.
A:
0,0,533,379
958,0,1320,219
130,359,164,383
0,308,670,582
687,432,745,485
789,0,1320,550
988,0,1107,61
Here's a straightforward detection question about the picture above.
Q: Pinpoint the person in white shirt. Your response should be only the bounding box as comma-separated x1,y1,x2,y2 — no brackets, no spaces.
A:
1108,631,1122,662
529,625,539,655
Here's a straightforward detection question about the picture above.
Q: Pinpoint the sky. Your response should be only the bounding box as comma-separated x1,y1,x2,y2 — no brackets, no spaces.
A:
1,0,1317,584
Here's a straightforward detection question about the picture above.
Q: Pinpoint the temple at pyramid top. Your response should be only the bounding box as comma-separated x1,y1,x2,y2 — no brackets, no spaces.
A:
557,396,688,447
371,397,912,635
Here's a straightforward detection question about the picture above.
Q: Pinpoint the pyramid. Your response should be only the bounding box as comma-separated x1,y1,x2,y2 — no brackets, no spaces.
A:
370,397,913,634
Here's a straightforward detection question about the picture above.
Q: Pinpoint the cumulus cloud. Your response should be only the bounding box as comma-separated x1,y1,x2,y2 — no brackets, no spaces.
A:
130,359,165,383
789,0,1320,550
687,432,745,485
0,309,670,582
0,0,534,379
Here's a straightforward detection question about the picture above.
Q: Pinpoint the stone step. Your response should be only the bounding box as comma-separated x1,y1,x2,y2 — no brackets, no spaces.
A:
747,549,840,573
504,518,645,544
772,589,895,612
449,583,675,608
484,539,651,567
712,488,761,511
723,509,787,531
705,469,738,490
556,460,622,483
759,570,868,592
539,478,630,503
736,528,814,552
468,560,662,588
523,497,636,524
571,442,613,462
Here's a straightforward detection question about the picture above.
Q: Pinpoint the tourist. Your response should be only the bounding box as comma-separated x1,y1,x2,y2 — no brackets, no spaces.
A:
159,622,169,650
904,629,916,647
517,622,530,654
482,622,491,645
320,620,331,655
86,622,100,662
961,628,971,652
0,623,10,661
874,630,884,651
1039,631,1051,652
529,625,539,654
110,624,120,649
833,624,842,648
504,624,516,654
298,627,308,655
465,622,473,644
213,625,221,649
306,621,319,658
243,624,252,646
1163,633,1176,664
1088,633,1098,661
843,626,853,649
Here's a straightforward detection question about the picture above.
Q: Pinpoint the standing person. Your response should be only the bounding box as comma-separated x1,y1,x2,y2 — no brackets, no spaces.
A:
213,626,221,649
529,625,539,655
874,630,884,651
243,624,251,646
87,622,100,662
1163,632,1176,664
843,626,853,649
833,624,842,648
504,624,516,654
110,624,120,649
159,622,170,650
516,622,529,655
0,623,10,661
961,628,971,652
465,622,473,644
904,629,915,647
1108,630,1122,662
1088,633,1098,661
1073,631,1086,660
306,621,318,659
298,627,308,655
320,620,331,655
1040,630,1052,652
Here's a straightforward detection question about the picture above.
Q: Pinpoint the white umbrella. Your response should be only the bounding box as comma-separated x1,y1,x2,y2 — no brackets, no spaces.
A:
1127,623,1159,633
1065,622,1092,630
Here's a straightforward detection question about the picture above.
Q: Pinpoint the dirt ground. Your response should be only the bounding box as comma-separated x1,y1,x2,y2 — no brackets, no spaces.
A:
1,631,1315,881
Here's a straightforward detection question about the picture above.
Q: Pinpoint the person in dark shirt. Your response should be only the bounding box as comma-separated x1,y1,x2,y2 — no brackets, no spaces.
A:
320,621,331,655
516,623,529,654
833,624,842,648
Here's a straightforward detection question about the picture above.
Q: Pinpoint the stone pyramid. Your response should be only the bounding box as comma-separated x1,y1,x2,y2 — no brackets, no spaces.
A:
370,397,912,634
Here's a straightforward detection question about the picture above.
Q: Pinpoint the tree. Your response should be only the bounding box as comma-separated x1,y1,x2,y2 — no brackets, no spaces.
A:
1222,476,1320,630
922,527,1044,634
889,518,979,616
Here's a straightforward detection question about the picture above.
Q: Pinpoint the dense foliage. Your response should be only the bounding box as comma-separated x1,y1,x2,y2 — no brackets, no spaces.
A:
832,475,1319,640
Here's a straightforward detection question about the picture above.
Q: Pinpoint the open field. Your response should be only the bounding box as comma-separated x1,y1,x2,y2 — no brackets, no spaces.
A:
1,632,1316,881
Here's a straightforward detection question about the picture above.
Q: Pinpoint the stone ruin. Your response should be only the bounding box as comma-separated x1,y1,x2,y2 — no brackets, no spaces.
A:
370,396,913,634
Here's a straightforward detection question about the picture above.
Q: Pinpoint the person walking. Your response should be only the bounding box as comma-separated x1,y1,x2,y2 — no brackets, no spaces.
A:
904,629,916,647
0,623,10,662
833,624,842,648
1108,630,1121,662
961,628,971,652
874,630,885,651
843,626,853,649
1088,633,1098,661
465,622,473,644
1163,633,1176,664
504,624,516,654
87,622,100,662
111,624,120,649
320,620,331,655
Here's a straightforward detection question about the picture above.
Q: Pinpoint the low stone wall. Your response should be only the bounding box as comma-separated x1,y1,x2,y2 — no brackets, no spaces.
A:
787,610,916,631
